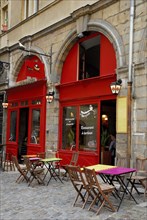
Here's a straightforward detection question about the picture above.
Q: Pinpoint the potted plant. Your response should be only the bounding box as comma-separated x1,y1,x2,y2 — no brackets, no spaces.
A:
101,127,109,148
101,127,111,164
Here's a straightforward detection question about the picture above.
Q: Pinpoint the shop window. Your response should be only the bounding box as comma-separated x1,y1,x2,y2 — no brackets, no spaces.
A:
62,104,98,151
79,104,97,151
62,106,76,150
30,109,40,144
9,111,17,141
79,35,100,80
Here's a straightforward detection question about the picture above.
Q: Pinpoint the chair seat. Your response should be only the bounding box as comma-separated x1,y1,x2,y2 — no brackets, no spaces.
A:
99,183,115,191
130,175,147,181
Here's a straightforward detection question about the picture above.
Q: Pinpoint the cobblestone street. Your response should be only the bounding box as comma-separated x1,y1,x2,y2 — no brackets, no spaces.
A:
0,171,147,220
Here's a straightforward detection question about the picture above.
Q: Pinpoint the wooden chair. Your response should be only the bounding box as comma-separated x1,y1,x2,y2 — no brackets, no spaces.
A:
36,152,46,167
115,152,128,167
128,156,147,200
115,152,129,191
3,153,15,172
62,151,79,180
24,157,45,186
84,168,115,215
66,165,88,207
12,155,29,183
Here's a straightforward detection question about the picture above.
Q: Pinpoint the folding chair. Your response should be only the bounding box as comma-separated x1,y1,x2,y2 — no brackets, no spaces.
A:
62,151,79,180
24,157,45,186
115,152,129,192
128,156,147,200
36,152,46,168
12,155,29,183
66,165,88,207
84,168,115,215
3,153,15,171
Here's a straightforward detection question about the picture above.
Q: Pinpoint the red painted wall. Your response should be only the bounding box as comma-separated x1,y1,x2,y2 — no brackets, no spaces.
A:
61,33,116,84
61,44,78,83
6,81,47,157
58,32,117,167
100,35,116,76
16,56,45,82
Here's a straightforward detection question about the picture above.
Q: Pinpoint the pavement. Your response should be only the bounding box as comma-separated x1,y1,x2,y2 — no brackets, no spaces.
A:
0,169,147,220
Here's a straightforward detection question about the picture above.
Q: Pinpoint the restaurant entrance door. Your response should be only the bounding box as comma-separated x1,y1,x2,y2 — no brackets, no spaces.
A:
100,100,116,165
18,108,29,162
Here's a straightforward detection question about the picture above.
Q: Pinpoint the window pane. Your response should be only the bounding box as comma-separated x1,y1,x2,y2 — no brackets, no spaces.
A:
9,111,17,141
62,106,76,150
79,104,97,151
30,109,40,144
79,35,100,80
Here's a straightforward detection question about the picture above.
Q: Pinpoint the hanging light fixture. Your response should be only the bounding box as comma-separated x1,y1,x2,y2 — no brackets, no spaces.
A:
46,91,55,103
2,92,8,109
110,79,122,94
46,83,55,103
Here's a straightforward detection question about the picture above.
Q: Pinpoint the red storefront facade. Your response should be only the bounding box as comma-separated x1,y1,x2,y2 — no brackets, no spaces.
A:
57,32,117,167
6,56,47,162
6,32,117,166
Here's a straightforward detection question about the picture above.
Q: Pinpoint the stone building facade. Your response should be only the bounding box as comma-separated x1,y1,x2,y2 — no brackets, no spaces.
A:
0,0,146,166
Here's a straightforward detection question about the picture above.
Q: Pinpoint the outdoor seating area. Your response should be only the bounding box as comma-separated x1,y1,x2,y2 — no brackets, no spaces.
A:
1,151,147,217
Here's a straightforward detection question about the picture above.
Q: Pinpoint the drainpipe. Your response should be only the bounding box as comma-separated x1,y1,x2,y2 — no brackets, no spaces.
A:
127,0,134,167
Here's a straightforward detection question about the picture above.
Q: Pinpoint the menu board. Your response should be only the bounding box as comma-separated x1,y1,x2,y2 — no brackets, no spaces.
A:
116,97,127,133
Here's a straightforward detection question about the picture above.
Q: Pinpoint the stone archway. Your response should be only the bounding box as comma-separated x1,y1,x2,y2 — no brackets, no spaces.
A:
53,19,126,83
10,46,51,87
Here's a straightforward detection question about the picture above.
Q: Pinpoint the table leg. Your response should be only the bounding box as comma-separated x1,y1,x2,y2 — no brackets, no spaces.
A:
115,175,138,211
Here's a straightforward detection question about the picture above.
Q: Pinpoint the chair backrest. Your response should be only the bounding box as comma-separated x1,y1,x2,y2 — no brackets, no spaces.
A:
84,167,102,192
136,156,147,174
70,152,79,166
24,157,32,172
66,165,82,184
4,152,12,161
116,152,128,167
12,155,20,170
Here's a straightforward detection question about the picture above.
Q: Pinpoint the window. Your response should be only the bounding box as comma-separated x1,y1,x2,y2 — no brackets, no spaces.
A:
30,109,40,144
79,35,100,80
0,95,3,143
79,104,97,151
62,106,76,150
62,104,98,151
9,111,17,142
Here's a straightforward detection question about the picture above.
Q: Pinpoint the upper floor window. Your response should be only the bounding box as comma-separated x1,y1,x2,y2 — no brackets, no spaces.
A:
24,0,39,18
79,35,100,80
61,32,116,84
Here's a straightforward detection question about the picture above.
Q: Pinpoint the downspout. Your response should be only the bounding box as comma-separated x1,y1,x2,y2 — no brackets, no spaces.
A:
127,0,134,167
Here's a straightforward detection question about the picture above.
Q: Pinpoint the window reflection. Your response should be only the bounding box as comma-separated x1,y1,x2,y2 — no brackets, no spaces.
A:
79,104,97,151
30,109,40,144
62,107,76,150
9,111,17,141
62,104,97,151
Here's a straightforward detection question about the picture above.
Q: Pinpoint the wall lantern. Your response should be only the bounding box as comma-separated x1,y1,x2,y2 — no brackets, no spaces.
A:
2,92,8,109
46,91,55,103
2,102,8,109
110,79,122,94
